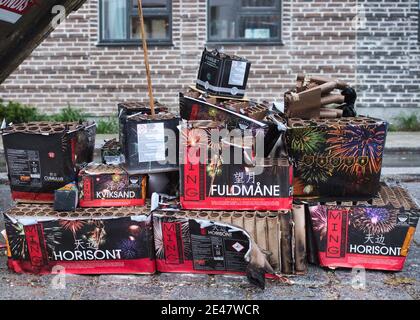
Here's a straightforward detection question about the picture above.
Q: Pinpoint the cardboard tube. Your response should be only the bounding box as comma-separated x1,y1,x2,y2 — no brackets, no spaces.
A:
198,212,209,219
220,212,232,224
232,213,244,229
267,213,280,271
187,211,198,218
244,213,256,240
292,204,307,273
320,109,338,118
318,81,337,94
209,212,221,221
279,211,293,274
255,214,268,252
320,94,345,106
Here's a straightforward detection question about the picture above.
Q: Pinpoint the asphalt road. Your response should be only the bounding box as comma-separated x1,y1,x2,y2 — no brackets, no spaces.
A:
0,179,418,300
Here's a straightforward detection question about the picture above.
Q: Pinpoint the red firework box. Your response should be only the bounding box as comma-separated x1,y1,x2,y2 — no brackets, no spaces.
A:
179,121,293,211
286,116,388,201
1,121,96,203
308,184,420,271
78,163,147,207
3,204,155,275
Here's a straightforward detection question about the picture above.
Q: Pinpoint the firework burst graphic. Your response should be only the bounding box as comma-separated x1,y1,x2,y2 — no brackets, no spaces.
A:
154,219,164,259
6,221,28,259
351,207,397,235
297,154,333,184
119,239,139,259
290,128,326,154
59,220,86,237
43,226,63,252
86,220,106,248
309,206,328,240
326,125,386,174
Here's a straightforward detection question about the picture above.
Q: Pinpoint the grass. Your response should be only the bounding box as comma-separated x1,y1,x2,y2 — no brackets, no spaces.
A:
389,113,420,132
96,118,119,134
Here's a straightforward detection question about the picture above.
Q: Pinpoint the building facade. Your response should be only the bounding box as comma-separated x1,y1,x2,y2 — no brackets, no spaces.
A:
0,0,419,120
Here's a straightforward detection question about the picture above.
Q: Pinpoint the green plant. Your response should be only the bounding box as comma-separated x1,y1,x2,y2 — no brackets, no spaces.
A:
48,103,89,122
391,113,420,132
0,99,47,124
96,118,119,134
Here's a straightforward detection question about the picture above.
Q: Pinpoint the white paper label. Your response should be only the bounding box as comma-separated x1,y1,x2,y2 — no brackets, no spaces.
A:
228,61,247,86
137,122,166,163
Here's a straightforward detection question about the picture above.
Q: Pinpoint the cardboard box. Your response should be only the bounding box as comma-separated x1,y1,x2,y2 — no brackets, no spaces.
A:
308,184,419,271
286,116,388,201
54,182,78,212
79,164,147,207
179,121,292,211
151,197,306,275
121,113,180,173
196,48,251,99
2,121,96,203
101,139,125,165
118,101,168,149
3,204,155,275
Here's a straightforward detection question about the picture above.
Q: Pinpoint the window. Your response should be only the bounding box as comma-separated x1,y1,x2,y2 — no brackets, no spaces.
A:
99,0,172,45
208,0,282,44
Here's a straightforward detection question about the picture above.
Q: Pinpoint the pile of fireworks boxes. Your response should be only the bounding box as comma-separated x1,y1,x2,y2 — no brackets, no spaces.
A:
1,49,419,286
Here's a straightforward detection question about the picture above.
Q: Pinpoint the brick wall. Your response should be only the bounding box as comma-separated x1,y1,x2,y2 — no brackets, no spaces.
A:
0,0,418,120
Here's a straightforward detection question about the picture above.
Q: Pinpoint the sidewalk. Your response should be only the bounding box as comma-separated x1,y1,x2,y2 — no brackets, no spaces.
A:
0,132,419,152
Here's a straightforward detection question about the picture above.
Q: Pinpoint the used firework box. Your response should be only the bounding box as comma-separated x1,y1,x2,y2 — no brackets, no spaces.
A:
121,112,180,173
179,92,286,159
308,184,419,271
3,204,155,275
118,101,168,148
54,182,78,212
151,194,306,283
1,121,96,203
101,139,124,165
78,163,147,207
179,121,293,211
286,116,388,200
196,48,251,99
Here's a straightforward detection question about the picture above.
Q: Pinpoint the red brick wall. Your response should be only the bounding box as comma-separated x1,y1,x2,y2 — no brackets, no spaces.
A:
0,0,418,120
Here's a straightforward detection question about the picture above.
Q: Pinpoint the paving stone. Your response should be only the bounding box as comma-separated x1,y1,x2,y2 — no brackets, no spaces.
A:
333,268,389,287
158,272,211,284
289,265,331,288
212,274,249,286
336,284,413,300
80,283,165,300
250,283,338,300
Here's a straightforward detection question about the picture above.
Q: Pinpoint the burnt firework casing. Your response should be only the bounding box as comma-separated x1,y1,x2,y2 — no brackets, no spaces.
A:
196,48,251,99
122,113,180,173
79,164,146,207
286,116,388,201
2,122,96,203
3,204,155,275
101,139,124,165
308,184,420,271
179,121,293,211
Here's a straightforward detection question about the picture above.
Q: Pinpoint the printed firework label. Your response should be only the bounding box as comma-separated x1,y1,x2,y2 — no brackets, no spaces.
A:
228,61,247,86
0,0,36,24
6,149,42,187
310,205,419,271
137,123,166,163
189,221,249,272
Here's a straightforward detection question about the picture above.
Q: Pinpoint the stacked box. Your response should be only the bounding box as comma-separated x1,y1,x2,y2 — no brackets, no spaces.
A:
2,121,96,203
79,163,147,207
118,101,168,148
286,116,388,200
179,121,292,211
308,184,419,271
196,48,251,99
3,204,155,275
121,113,180,173
152,208,306,275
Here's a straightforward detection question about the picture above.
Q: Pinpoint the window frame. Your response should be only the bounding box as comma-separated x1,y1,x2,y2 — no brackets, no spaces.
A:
98,0,173,46
206,0,283,45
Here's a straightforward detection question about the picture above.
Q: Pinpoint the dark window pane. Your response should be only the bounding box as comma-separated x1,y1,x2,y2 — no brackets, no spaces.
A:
101,0,128,40
132,0,168,9
240,15,279,39
241,0,276,8
131,16,170,39
209,0,281,42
